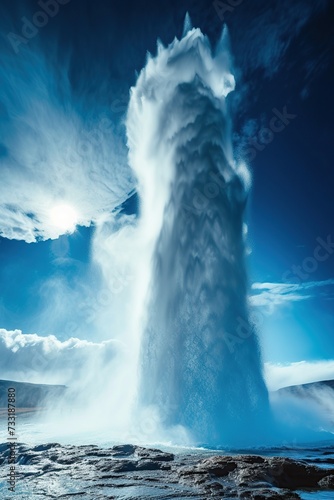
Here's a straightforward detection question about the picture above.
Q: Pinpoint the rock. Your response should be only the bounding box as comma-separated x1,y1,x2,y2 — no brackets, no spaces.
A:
111,444,136,456
135,446,174,461
0,442,333,498
109,459,139,472
318,475,334,488
32,443,61,452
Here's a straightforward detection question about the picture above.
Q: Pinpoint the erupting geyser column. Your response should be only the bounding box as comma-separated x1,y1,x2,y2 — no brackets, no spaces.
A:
126,24,270,446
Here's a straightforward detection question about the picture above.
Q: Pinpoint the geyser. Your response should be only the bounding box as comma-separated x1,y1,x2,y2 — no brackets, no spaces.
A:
126,23,271,446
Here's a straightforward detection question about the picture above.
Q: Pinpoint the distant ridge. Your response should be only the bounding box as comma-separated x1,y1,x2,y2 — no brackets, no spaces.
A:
274,379,334,424
1,378,333,414
276,379,334,395
0,379,67,410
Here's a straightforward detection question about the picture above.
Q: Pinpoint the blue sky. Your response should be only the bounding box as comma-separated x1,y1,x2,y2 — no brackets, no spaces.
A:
0,0,333,388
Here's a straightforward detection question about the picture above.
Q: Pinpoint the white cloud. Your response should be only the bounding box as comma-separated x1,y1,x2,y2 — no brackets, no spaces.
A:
250,279,334,309
265,359,334,391
0,328,119,385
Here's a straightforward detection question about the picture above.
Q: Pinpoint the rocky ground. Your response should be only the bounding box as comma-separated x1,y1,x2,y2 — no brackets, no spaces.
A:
1,442,334,499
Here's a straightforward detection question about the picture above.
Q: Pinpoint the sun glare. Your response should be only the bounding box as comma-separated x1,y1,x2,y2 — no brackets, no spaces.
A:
50,203,79,233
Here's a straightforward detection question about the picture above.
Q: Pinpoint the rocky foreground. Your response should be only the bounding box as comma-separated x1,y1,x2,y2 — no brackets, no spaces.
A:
1,443,334,499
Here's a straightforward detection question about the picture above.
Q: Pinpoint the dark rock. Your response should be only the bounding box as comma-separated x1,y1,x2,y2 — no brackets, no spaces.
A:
135,446,174,461
33,443,61,452
194,456,238,476
136,459,167,471
1,442,333,498
265,457,331,488
109,460,139,472
318,475,334,488
111,444,136,456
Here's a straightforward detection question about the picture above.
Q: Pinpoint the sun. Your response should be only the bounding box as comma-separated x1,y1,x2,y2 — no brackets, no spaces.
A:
50,203,79,233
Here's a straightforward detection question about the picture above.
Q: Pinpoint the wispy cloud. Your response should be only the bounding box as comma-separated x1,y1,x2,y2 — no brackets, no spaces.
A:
228,0,330,158
0,42,134,243
250,279,334,309
265,359,334,391
230,0,329,77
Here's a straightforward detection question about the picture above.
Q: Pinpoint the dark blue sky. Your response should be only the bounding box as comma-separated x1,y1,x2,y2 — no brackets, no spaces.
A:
0,0,333,365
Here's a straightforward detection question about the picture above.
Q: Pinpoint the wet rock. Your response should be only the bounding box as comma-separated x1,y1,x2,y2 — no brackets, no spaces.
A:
135,446,174,461
32,443,61,452
111,444,136,456
109,459,139,472
238,490,301,499
318,474,334,488
0,442,334,498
